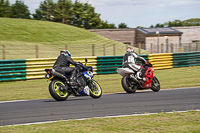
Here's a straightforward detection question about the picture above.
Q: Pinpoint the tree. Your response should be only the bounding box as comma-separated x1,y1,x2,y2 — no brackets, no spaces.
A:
71,1,103,29
33,0,56,21
82,2,101,29
33,0,116,29
10,0,30,19
136,26,145,28
54,0,73,24
118,23,128,28
32,8,44,20
183,18,200,26
107,23,116,29
149,25,154,28
150,18,200,28
0,0,10,17
155,23,164,27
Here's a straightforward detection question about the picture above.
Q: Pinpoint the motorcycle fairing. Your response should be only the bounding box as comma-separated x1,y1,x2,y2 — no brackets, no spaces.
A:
142,67,154,88
117,68,135,76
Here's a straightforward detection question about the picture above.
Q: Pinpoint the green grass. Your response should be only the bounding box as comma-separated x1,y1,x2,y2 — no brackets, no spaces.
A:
0,18,149,59
0,111,199,132
0,66,200,101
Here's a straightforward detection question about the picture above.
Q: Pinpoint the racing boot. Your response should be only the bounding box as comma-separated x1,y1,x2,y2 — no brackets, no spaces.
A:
69,70,78,86
136,68,145,80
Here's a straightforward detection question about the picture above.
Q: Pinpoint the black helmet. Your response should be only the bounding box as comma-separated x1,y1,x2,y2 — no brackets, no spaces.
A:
60,50,71,56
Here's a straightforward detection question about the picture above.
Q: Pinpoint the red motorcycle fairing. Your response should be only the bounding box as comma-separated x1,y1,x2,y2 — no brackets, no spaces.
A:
143,67,154,88
138,65,154,89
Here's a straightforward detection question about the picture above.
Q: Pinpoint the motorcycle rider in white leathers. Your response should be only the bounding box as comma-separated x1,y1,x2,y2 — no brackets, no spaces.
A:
123,47,147,80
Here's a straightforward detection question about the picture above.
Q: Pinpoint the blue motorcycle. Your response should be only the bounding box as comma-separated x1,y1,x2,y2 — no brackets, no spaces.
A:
44,58,102,101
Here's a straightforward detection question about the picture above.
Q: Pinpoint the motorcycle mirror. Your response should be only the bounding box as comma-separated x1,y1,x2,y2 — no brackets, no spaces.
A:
85,58,88,66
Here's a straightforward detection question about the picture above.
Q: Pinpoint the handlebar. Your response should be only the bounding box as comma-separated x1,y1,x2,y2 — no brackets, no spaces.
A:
77,62,88,70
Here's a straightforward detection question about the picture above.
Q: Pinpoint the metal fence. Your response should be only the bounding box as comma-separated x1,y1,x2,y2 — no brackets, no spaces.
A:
145,42,200,54
1,44,149,60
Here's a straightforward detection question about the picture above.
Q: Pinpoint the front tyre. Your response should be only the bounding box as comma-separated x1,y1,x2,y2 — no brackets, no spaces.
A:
151,76,160,92
121,76,137,93
89,80,102,99
49,79,69,101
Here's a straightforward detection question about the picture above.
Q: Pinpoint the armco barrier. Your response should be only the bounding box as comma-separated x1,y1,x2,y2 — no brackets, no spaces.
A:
148,53,173,70
0,52,199,82
0,59,27,81
173,52,200,68
25,58,56,80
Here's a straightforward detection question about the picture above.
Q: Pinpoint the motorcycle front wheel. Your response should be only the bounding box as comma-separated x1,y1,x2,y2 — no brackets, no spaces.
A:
151,76,160,92
121,76,137,93
49,79,69,101
89,80,102,99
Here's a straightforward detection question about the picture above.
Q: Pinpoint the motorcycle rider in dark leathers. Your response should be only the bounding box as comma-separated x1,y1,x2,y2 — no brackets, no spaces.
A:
53,50,80,87
123,47,147,80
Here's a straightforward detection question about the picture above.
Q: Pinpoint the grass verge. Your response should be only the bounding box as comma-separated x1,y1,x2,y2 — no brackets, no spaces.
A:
0,66,200,101
0,18,149,59
0,111,199,132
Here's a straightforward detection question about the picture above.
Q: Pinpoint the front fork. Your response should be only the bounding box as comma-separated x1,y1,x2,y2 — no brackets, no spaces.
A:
88,79,96,91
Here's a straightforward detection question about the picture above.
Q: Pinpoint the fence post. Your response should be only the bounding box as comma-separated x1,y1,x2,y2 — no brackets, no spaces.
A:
3,45,6,60
103,44,106,56
151,43,153,53
198,42,200,51
139,43,141,55
92,44,95,56
161,43,164,53
157,41,159,53
171,43,174,53
36,45,39,58
189,43,192,52
166,41,168,53
178,43,183,52
65,45,68,50
113,44,116,56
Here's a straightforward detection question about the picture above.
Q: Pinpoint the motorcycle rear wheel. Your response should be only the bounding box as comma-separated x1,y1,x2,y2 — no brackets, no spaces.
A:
151,76,160,92
49,79,69,101
89,80,102,99
121,76,137,93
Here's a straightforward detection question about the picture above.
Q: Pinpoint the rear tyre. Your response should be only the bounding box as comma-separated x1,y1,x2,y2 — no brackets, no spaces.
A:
121,76,137,93
151,76,160,92
49,79,69,101
89,80,102,99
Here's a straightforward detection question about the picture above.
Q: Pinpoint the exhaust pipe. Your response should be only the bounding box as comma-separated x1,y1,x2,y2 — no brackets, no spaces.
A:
130,74,139,83
51,69,67,80
129,74,144,89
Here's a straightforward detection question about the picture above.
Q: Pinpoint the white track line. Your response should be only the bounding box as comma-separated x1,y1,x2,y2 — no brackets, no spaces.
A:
0,110,199,127
0,100,29,104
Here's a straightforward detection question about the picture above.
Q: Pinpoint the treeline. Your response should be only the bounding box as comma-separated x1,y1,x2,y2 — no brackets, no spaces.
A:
0,0,30,19
150,18,200,28
1,0,199,29
0,0,128,29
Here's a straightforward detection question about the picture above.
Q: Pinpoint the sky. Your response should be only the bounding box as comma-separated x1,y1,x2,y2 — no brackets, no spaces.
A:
9,0,200,28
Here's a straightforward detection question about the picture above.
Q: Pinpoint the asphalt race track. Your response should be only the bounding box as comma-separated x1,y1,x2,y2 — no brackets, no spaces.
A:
0,87,200,126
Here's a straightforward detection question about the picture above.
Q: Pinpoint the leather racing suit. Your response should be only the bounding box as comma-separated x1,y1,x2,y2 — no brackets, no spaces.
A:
123,52,147,79
53,53,80,84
